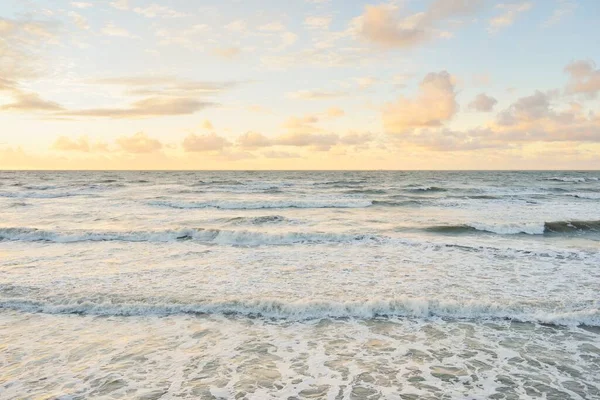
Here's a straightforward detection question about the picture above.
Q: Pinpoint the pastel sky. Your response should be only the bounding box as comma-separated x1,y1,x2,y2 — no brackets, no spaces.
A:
1,0,599,169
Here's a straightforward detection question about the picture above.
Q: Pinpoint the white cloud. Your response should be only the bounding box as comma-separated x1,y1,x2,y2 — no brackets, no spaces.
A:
68,11,90,30
134,4,187,18
101,22,138,38
488,2,533,33
71,2,92,9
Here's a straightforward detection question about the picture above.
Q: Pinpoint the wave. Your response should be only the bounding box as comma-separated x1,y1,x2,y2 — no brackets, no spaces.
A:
226,215,291,225
565,193,600,200
0,297,597,327
0,227,380,245
545,177,589,183
344,189,388,195
424,220,600,235
192,180,243,186
372,200,425,207
0,192,79,199
149,199,373,210
314,180,367,187
407,186,447,193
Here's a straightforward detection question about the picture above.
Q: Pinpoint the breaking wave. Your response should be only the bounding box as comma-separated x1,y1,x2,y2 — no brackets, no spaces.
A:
0,227,379,245
424,220,600,235
545,177,594,183
149,199,373,210
0,297,597,327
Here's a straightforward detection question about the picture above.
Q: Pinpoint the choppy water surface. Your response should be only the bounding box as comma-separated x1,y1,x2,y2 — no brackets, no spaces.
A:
1,171,599,399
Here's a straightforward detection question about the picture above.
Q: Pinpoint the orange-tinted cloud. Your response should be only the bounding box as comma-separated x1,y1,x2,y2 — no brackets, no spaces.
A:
383,71,458,133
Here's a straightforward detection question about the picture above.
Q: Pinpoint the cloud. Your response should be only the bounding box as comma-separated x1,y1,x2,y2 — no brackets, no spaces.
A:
488,2,533,33
101,22,138,38
68,11,90,30
110,0,129,10
543,0,577,27
1,91,63,112
52,136,108,152
354,4,428,48
469,93,498,112
62,97,213,118
496,90,553,126
564,60,600,98
71,2,92,9
225,20,246,32
276,132,340,151
87,76,238,97
182,133,231,152
383,71,458,133
117,132,163,153
326,107,345,117
304,16,332,30
0,17,59,82
356,77,378,89
259,22,285,32
212,47,242,59
354,0,484,48
287,89,346,100
133,4,187,18
262,150,300,159
237,132,273,149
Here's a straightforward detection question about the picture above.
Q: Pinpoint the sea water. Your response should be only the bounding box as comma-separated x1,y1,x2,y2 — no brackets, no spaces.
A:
0,171,599,399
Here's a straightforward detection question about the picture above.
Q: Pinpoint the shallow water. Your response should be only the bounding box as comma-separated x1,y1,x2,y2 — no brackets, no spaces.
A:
1,171,599,399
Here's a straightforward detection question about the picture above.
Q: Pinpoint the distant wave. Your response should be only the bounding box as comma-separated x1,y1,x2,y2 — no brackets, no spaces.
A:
343,189,388,195
0,192,79,199
565,192,600,200
226,215,291,225
0,297,597,327
372,200,425,207
0,227,379,245
407,186,447,193
314,180,367,187
149,199,373,210
545,177,594,183
424,220,600,235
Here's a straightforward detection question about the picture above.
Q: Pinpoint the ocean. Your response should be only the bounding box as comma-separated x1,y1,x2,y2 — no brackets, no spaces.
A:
0,170,599,399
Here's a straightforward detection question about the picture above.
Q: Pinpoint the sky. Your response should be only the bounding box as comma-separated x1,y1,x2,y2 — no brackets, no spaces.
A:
1,0,599,170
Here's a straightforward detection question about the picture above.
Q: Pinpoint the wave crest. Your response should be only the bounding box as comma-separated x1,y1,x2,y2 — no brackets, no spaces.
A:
0,297,597,327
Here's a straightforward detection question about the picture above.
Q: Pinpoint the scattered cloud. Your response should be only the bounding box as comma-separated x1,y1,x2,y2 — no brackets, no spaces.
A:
117,132,163,153
287,89,347,100
101,22,138,38
259,22,285,32
488,2,533,33
71,2,93,9
62,97,213,118
356,77,378,89
469,93,498,112
354,0,485,49
212,47,243,59
68,11,90,30
1,91,63,112
182,133,231,152
383,71,458,133
52,136,108,152
225,20,247,32
326,107,345,117
304,16,332,30
564,60,600,98
133,4,187,18
237,132,273,149
110,0,129,10
543,0,577,27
